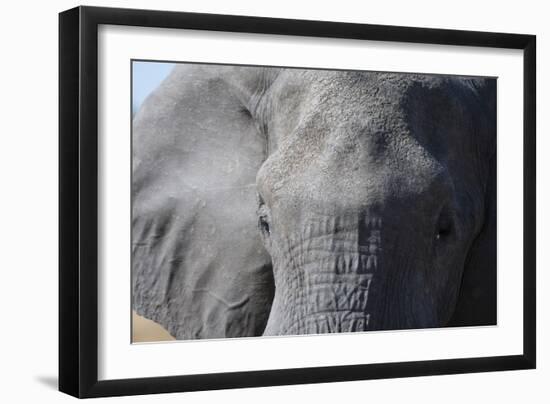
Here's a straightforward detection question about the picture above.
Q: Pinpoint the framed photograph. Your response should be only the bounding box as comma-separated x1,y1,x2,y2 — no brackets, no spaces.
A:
59,6,536,398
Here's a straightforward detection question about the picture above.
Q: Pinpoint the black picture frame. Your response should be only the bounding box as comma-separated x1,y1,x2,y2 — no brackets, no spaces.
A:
59,5,536,398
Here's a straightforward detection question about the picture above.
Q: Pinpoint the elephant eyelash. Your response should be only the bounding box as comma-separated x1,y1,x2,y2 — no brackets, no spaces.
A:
436,224,452,239
259,215,270,236
239,106,253,119
435,208,456,243
257,195,271,237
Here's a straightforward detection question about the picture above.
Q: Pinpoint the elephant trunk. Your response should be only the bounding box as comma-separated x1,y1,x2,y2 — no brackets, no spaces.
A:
263,215,396,336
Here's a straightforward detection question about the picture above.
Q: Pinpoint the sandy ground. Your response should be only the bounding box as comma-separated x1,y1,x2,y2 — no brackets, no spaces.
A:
132,311,175,342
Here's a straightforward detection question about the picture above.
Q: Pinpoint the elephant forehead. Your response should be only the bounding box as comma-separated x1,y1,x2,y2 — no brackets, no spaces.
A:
257,110,442,207
263,71,439,167
267,70,407,139
258,146,445,221
257,72,476,200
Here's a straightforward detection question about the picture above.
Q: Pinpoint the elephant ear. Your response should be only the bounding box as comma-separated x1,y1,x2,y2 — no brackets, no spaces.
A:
449,78,497,326
132,64,274,339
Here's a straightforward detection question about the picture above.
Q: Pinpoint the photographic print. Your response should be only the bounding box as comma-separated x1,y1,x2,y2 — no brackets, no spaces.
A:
59,8,535,396
131,61,497,342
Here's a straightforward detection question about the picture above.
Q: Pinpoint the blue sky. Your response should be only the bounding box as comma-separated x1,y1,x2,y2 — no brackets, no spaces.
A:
132,61,175,114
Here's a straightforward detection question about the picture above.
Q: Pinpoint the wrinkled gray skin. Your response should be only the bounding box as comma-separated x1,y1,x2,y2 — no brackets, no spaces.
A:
132,64,496,339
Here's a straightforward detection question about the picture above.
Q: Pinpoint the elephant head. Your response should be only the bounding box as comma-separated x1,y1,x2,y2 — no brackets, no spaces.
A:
132,64,496,339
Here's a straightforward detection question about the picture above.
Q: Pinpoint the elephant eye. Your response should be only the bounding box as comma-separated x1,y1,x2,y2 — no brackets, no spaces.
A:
239,105,253,119
435,209,455,242
257,194,271,238
436,225,451,240
259,215,270,236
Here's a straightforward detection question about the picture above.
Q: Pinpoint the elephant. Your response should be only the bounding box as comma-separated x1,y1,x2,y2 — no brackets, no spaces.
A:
132,63,496,340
